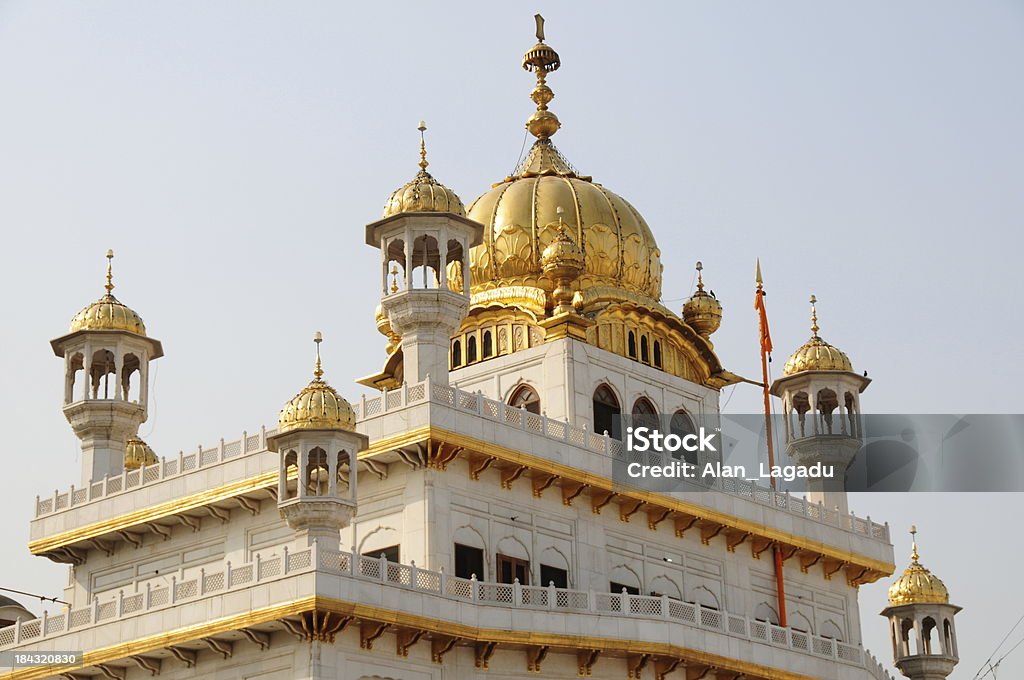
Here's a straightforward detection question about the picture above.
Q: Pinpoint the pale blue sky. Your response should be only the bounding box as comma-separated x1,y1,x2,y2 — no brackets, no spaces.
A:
0,2,1021,677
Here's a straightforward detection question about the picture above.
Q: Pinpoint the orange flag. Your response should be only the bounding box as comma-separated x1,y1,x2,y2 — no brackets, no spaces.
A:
754,259,772,356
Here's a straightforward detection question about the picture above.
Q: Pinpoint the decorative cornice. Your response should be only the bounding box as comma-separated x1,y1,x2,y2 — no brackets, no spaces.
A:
1,595,825,680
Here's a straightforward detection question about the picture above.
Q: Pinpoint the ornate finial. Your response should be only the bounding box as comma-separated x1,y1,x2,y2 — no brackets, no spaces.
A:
389,265,399,294
417,120,429,172
695,261,705,292
522,14,561,139
313,331,324,380
809,294,820,337
755,258,763,291
105,249,115,295
910,525,919,562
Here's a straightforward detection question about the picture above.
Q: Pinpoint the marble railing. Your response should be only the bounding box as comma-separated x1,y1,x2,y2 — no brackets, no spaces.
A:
0,541,869,670
355,377,891,543
36,377,891,546
34,427,278,518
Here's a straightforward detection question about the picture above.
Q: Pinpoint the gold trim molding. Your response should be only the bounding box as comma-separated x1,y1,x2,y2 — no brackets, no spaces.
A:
1,596,822,680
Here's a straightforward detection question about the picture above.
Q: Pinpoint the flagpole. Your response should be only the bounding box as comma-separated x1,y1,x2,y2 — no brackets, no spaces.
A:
755,258,788,627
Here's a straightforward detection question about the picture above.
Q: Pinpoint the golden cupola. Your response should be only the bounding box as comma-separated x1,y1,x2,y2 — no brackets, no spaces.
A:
783,295,853,375
382,122,464,218
466,16,662,304
124,437,158,469
278,333,356,433
449,16,735,389
887,527,950,607
682,261,723,339
69,250,147,336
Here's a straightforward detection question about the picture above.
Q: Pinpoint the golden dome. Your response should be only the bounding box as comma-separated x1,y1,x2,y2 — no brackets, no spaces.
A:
682,261,722,337
124,437,158,469
783,295,853,375
467,141,662,300
70,251,147,336
467,19,662,302
382,122,464,218
888,527,950,606
278,333,356,433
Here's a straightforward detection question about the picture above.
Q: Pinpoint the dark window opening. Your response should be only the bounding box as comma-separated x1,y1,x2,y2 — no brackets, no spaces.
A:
540,564,568,589
509,384,541,414
610,581,640,596
451,340,462,368
483,330,494,358
362,545,400,563
593,384,621,439
631,397,659,432
640,336,650,364
467,336,478,363
454,543,484,580
627,331,637,358
653,340,662,368
497,554,530,585
670,410,698,467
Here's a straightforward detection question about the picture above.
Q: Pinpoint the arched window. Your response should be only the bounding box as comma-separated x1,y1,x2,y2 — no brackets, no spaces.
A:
467,335,478,363
306,448,329,497
593,384,621,439
336,450,350,493
640,336,650,364
89,349,116,399
451,339,462,368
670,410,698,466
509,385,541,414
922,617,937,655
821,620,845,642
631,397,659,432
627,331,637,359
482,330,494,358
754,603,779,625
653,340,662,368
283,451,298,500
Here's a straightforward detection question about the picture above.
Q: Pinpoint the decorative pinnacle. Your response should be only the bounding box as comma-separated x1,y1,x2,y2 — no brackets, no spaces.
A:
809,294,820,337
695,261,705,291
313,331,324,380
910,525,919,563
522,14,561,139
755,258,763,291
417,120,429,172
104,249,115,295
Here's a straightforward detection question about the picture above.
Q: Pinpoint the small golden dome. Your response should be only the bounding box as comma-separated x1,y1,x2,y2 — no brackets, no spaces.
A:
382,122,465,218
70,251,147,336
888,527,950,606
278,333,356,433
541,218,584,271
682,261,722,337
783,295,853,375
375,303,400,355
124,437,158,469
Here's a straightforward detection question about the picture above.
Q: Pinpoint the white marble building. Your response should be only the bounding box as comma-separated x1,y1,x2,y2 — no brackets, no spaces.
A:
0,17,961,680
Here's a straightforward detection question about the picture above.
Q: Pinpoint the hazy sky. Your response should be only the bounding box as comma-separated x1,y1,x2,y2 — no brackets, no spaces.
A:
0,2,1021,677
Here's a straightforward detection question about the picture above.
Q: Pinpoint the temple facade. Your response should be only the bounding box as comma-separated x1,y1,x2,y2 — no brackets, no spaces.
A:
0,16,959,680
